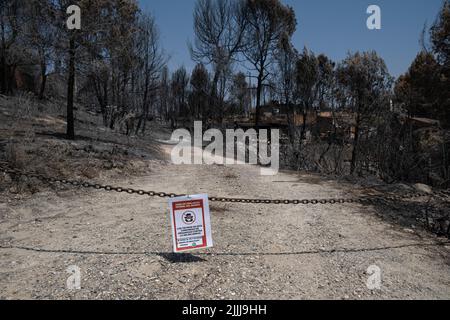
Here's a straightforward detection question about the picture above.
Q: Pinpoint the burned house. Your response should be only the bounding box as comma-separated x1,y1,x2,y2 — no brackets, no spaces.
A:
313,112,357,141
226,102,358,143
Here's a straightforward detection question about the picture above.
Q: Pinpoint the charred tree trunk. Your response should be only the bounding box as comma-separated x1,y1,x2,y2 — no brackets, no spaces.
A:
137,66,150,135
66,36,76,140
0,53,7,94
285,99,295,143
255,72,263,128
210,70,220,123
301,103,308,140
350,112,361,175
101,80,108,125
38,62,47,100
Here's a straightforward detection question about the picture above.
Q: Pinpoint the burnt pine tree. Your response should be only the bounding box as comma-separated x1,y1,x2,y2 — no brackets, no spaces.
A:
242,0,296,127
295,48,320,140
431,0,450,127
337,51,393,175
191,0,248,123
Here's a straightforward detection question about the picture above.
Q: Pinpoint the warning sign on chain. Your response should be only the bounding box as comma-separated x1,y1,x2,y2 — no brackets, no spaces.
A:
169,194,213,253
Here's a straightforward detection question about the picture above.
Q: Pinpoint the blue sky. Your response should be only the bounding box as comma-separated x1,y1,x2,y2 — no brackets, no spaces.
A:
139,0,444,78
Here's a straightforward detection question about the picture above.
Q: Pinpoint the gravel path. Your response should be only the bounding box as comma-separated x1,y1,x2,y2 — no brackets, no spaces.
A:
0,145,449,300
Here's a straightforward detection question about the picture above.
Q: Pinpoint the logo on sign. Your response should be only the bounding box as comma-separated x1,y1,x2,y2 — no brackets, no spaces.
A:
182,211,196,224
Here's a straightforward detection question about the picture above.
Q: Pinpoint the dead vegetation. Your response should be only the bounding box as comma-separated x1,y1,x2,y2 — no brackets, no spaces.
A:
0,95,167,199
348,183,450,238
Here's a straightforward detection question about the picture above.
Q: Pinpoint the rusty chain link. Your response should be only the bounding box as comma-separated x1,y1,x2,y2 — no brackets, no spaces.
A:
1,164,449,205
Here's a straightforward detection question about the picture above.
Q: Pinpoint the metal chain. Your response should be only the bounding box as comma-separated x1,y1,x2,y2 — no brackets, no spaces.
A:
1,165,449,205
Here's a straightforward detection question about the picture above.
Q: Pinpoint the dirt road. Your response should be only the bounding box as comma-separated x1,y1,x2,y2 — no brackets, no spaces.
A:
0,144,449,300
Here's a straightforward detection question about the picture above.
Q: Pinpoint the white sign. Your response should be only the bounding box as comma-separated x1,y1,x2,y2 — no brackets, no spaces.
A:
169,194,213,253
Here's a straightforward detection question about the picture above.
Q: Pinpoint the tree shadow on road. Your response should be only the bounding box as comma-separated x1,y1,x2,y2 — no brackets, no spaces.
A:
159,252,207,264
369,197,450,238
